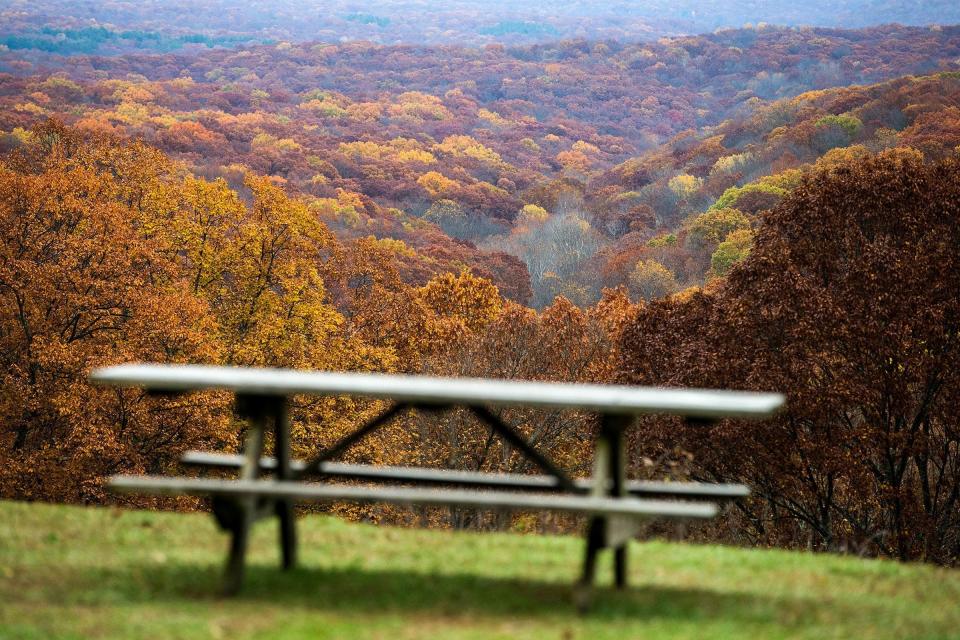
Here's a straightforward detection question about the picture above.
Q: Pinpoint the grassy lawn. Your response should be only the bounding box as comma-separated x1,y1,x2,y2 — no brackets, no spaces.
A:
1,500,958,639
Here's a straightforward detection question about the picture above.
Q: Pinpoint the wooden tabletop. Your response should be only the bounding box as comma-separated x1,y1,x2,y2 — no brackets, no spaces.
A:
91,363,784,419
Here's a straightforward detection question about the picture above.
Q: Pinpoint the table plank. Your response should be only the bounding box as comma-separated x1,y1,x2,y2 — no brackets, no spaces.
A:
91,364,784,418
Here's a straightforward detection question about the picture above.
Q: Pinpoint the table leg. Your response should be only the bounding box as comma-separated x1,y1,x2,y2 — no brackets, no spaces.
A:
605,415,629,589
575,518,604,611
614,544,628,589
223,410,265,595
577,427,609,608
576,414,631,607
273,396,297,570
224,508,253,596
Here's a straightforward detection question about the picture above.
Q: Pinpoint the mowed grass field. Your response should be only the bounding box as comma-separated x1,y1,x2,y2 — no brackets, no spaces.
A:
1,500,958,639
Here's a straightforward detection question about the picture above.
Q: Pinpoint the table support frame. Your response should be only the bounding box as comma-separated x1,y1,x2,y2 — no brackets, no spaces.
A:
576,414,632,609
213,395,593,598
215,394,297,594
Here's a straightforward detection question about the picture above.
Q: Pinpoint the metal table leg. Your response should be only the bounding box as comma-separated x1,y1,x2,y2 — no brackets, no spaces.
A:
575,517,604,610
273,396,297,570
222,394,266,595
606,415,629,589
576,414,631,608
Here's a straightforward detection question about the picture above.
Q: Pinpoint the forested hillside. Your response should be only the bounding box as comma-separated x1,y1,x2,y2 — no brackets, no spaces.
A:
1,21,958,565
4,0,960,53
2,26,959,304
590,72,960,294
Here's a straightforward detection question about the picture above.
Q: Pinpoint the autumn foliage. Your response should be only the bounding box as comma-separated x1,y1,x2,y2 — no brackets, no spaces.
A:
619,150,960,564
2,27,960,306
0,123,636,521
1,20,960,568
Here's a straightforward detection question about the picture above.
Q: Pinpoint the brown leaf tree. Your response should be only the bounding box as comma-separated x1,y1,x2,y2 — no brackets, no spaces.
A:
619,149,960,564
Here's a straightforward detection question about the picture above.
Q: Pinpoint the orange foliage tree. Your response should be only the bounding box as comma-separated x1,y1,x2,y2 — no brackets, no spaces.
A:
0,122,230,501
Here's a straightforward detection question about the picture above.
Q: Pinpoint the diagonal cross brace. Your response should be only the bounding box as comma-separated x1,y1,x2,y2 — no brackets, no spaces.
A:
290,401,576,493
297,401,411,479
469,405,577,493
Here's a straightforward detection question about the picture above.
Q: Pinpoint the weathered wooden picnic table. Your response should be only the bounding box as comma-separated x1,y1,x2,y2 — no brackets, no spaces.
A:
91,363,783,605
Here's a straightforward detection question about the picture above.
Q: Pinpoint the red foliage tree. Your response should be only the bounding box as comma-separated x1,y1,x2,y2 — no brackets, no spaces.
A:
619,149,960,564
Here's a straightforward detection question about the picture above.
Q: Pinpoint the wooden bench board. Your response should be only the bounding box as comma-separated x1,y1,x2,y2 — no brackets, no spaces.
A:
91,364,784,418
109,475,719,519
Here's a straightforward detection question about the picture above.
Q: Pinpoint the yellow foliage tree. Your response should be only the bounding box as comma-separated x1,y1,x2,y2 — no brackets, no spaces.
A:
417,171,459,198
628,259,679,301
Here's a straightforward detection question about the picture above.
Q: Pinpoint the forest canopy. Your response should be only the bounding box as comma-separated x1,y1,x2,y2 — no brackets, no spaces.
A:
3,1,960,52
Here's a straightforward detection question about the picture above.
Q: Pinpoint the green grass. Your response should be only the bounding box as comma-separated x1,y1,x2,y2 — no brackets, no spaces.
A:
1,500,958,639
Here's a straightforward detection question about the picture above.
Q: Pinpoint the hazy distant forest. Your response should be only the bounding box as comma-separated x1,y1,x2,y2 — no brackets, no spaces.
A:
1,1,959,565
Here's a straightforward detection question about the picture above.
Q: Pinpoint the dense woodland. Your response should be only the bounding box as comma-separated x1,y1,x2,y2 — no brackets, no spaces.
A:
3,25,959,305
5,0,960,53
1,23,959,565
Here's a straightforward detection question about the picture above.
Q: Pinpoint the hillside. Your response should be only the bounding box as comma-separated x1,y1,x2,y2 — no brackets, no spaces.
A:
588,71,960,292
1,26,958,305
2,500,959,639
4,1,960,52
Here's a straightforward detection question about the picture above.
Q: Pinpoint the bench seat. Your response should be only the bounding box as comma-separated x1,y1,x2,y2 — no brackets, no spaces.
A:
109,474,718,519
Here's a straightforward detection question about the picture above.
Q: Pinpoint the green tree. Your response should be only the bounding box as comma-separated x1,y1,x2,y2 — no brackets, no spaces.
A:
686,208,751,251
710,228,754,277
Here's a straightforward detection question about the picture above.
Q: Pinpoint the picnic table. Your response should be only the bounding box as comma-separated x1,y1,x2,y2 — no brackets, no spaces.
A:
91,363,783,606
